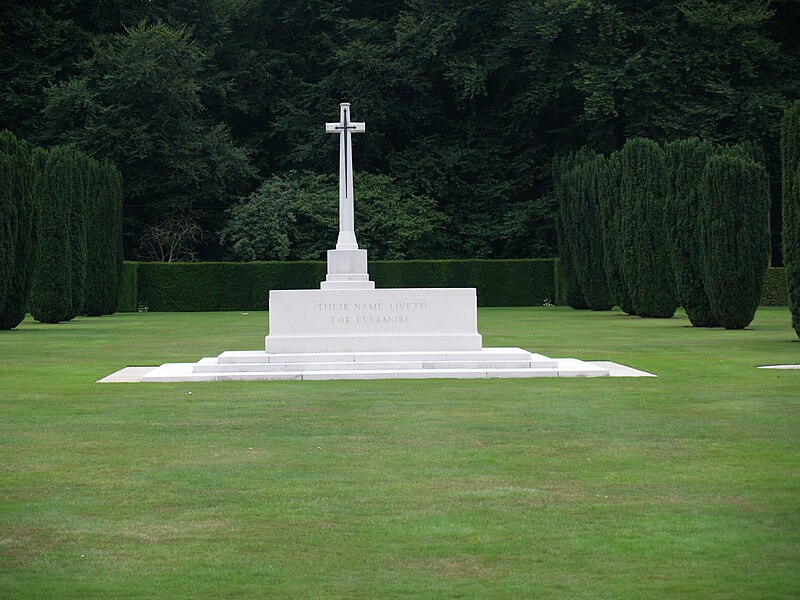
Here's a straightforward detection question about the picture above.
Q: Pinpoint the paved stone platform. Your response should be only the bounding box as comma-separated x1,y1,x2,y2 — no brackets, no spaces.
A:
97,349,656,382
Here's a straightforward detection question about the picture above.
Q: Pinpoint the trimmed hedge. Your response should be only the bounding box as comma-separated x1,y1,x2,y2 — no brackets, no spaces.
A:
119,260,788,312
372,259,558,307
124,260,559,312
117,261,138,312
761,268,789,306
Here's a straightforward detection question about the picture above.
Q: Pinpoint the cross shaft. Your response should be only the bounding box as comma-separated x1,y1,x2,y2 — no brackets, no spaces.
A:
325,103,365,250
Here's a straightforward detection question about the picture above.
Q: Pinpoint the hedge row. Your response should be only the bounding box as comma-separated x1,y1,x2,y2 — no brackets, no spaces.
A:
123,259,561,312
118,260,789,312
761,268,790,306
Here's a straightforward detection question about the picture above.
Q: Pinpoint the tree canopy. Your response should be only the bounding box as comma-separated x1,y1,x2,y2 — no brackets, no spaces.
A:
1,0,797,260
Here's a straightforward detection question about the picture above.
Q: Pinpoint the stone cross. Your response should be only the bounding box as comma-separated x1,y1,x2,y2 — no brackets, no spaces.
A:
326,102,365,250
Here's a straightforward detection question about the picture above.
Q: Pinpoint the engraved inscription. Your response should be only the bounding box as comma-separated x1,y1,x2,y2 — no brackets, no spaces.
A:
316,300,429,327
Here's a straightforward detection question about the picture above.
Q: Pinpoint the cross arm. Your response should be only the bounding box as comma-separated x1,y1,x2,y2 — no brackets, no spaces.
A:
325,122,366,133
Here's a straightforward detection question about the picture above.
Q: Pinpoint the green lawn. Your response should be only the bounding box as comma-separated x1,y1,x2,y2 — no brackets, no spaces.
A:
1,307,799,599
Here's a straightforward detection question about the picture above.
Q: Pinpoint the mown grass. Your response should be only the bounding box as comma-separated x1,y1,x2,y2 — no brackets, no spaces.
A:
1,307,799,599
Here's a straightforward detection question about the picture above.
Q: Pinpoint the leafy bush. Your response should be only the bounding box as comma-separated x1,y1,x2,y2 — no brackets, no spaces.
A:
221,172,445,261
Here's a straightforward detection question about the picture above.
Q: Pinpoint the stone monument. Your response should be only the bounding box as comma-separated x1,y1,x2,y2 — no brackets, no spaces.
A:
140,103,610,381
264,102,481,354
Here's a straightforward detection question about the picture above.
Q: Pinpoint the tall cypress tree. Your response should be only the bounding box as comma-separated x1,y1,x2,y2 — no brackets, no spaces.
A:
29,147,73,323
0,154,15,311
0,131,40,330
664,138,718,327
598,152,635,314
554,152,588,309
568,154,614,310
83,159,124,316
700,155,770,329
619,137,677,318
64,148,89,319
82,157,105,316
782,101,800,339
106,161,124,314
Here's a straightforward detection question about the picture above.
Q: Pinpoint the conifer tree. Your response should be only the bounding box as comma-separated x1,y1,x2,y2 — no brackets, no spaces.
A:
664,138,718,327
82,158,105,316
83,159,124,316
598,152,635,314
781,101,800,338
29,147,74,323
700,155,770,329
569,154,614,310
554,152,588,309
0,154,15,311
0,131,39,330
619,137,677,318
65,148,90,319
106,162,124,314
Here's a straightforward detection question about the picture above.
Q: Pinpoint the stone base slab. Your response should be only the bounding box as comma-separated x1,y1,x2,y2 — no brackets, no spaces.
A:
127,347,615,382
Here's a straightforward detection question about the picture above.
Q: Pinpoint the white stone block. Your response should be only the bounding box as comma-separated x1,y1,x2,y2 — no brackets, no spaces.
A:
266,288,482,353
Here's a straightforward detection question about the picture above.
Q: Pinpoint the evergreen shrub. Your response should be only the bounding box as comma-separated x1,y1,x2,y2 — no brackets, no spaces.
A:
66,148,90,320
557,154,614,310
760,268,788,306
0,131,40,330
664,138,718,327
700,155,770,329
782,101,800,338
120,259,785,313
83,160,124,316
117,262,138,312
127,260,559,312
598,152,635,314
29,147,73,323
619,137,678,318
0,155,15,310
553,151,589,309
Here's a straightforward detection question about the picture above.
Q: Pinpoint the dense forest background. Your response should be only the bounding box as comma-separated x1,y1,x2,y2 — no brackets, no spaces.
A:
2,0,798,261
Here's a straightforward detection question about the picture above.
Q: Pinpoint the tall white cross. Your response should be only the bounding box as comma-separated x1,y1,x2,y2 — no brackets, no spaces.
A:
326,102,365,250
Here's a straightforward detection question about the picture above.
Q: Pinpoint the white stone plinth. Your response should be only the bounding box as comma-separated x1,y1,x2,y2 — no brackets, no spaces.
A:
321,248,374,290
265,288,482,353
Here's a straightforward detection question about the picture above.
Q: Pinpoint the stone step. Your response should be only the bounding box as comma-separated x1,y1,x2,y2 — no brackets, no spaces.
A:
216,348,555,366
193,359,539,373
142,366,608,382
140,359,610,382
